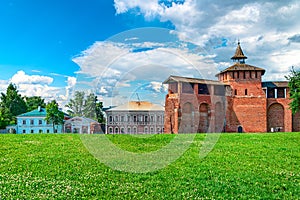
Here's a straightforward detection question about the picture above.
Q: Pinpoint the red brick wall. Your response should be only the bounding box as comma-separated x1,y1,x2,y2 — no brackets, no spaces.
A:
225,96,267,132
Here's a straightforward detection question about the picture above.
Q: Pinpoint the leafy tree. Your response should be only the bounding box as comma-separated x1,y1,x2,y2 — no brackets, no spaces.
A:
66,91,104,122
285,67,300,114
0,106,12,129
96,101,105,123
83,93,97,119
0,83,27,124
65,91,85,116
25,96,46,111
45,100,64,133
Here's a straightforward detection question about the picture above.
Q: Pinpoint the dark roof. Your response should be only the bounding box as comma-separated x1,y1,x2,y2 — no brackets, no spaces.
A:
163,75,227,86
262,81,289,88
216,63,266,76
231,42,247,60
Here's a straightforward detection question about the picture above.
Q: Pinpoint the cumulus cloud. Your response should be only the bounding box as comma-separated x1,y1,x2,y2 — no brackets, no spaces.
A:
72,37,217,107
0,71,78,109
114,0,300,81
145,81,168,93
11,70,53,85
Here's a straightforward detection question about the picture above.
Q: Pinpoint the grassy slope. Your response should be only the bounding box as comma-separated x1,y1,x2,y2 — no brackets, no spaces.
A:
0,133,299,199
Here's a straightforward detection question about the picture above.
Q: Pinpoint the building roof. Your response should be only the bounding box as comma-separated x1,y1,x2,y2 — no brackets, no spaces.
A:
64,116,99,124
231,41,248,60
18,107,46,117
106,101,164,112
217,63,266,76
163,75,227,86
262,81,289,88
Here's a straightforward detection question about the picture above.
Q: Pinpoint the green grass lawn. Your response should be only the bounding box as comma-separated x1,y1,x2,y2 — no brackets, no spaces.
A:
0,133,299,199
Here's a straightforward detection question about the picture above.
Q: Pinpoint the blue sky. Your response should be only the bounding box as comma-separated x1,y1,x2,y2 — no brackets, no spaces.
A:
1,0,300,107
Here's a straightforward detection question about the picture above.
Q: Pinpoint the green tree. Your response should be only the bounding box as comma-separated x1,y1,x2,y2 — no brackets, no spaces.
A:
285,67,300,114
0,106,12,129
65,91,85,116
66,91,104,122
45,100,64,133
0,83,27,124
96,101,105,123
83,93,97,119
25,96,46,111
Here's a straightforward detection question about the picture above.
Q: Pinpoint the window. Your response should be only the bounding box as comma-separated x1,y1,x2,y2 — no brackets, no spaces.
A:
39,129,43,133
23,130,26,133
234,89,237,95
22,120,26,125
267,88,275,98
169,83,178,93
157,128,161,133
157,116,161,123
182,82,194,94
150,127,154,133
214,85,225,96
30,120,34,125
31,130,34,133
39,120,42,125
115,116,118,122
245,89,248,95
47,129,50,133
127,127,131,134
150,115,154,122
198,84,209,95
115,127,119,134
277,88,285,98
127,115,130,122
144,127,148,133
133,127,137,134
133,116,137,122
121,127,125,133
121,116,125,122
145,115,148,122
109,116,113,122
109,127,113,134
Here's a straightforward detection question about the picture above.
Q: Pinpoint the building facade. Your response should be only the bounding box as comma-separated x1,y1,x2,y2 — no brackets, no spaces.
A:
64,116,103,134
105,101,164,134
15,107,63,134
164,42,300,133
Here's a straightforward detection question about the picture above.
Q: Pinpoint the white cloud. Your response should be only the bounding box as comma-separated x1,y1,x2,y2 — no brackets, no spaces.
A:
72,37,217,106
0,71,78,109
146,81,168,93
10,70,53,85
113,0,300,81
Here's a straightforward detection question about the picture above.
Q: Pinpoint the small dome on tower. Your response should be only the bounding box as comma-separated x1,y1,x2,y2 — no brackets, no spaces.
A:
231,41,247,63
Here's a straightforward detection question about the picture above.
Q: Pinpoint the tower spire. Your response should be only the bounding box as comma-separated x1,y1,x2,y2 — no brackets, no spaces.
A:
231,41,247,64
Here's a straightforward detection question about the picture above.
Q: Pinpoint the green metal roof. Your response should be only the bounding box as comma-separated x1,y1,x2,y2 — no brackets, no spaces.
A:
18,108,47,117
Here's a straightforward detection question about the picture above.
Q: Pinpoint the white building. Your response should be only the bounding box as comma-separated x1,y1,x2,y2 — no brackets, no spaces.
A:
105,101,164,134
64,116,103,134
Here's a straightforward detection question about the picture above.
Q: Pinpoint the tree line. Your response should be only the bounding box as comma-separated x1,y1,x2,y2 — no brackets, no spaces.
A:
0,83,105,129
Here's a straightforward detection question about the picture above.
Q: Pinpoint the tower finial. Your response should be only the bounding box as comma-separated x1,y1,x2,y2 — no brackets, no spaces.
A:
231,41,247,63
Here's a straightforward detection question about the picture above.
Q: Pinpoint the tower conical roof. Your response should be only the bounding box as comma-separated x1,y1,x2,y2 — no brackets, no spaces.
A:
231,42,247,60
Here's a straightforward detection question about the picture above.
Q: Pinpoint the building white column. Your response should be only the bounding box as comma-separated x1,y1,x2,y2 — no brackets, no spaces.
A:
284,88,287,99
275,88,278,98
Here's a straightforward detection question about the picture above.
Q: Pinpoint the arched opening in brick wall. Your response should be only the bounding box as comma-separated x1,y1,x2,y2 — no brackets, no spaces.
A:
292,111,300,132
179,102,194,133
198,103,210,133
267,103,284,132
215,102,225,132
